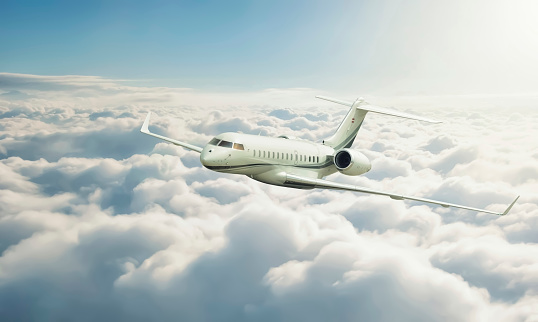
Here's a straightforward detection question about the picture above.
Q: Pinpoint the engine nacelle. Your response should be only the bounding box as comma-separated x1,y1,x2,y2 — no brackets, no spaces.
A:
333,149,371,176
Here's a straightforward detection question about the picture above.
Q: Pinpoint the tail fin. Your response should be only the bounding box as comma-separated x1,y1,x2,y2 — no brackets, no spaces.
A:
321,97,368,149
317,95,441,149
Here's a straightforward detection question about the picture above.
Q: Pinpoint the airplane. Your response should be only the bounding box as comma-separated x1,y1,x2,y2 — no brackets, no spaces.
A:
140,95,519,216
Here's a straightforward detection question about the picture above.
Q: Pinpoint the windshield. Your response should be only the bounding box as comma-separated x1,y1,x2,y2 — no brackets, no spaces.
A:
218,140,233,148
209,139,244,149
208,138,220,145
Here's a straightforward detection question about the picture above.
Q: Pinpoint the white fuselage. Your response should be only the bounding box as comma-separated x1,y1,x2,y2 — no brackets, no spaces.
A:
200,132,345,188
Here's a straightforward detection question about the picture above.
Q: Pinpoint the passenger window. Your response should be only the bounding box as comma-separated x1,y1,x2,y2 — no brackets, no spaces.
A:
233,143,244,150
209,138,220,145
263,151,266,158
218,140,233,148
308,156,311,162
272,152,275,158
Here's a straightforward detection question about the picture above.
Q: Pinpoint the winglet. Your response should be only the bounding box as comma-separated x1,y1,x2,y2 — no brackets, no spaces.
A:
501,195,520,216
141,112,151,133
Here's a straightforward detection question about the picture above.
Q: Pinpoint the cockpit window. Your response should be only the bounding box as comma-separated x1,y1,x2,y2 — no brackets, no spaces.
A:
211,139,242,149
218,140,233,148
209,138,220,145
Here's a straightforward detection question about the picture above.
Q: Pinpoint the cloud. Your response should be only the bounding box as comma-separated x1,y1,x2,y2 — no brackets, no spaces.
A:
0,73,537,321
0,73,323,109
190,111,257,135
284,117,318,131
422,134,456,154
260,238,495,322
429,232,538,302
269,109,297,120
430,145,480,174
0,90,32,101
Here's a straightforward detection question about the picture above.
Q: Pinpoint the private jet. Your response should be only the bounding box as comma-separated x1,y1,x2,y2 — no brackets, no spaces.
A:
141,95,519,216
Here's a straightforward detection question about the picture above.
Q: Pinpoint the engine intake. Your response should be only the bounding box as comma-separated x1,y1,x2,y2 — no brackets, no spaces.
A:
334,149,371,176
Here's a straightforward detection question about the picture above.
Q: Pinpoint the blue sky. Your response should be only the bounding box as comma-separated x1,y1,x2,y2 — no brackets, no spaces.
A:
0,0,538,96
3,0,536,95
1,0,376,90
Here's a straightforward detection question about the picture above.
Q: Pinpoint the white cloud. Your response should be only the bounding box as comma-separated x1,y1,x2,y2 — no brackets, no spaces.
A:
0,73,537,320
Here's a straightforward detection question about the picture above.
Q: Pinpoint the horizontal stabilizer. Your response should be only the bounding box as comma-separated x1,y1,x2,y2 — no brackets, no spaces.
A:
316,95,354,107
316,95,442,124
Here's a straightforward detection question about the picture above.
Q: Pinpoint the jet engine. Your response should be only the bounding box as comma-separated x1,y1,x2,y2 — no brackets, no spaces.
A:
333,149,371,176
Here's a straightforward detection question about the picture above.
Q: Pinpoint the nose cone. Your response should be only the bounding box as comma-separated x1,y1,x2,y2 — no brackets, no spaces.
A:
200,146,226,169
200,147,214,167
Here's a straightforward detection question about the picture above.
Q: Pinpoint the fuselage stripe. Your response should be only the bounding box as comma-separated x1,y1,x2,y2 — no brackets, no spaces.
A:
205,160,334,171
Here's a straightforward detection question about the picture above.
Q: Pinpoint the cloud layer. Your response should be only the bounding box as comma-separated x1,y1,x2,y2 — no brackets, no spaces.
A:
0,73,537,321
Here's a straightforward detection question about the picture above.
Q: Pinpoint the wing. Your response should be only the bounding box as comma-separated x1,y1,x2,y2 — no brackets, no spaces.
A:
285,174,519,216
140,112,203,153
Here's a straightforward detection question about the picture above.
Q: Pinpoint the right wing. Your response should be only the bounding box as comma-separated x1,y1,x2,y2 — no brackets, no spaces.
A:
285,173,519,216
140,112,203,153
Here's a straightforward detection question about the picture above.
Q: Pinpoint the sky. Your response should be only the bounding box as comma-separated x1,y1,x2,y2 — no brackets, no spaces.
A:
1,1,538,321
2,0,538,96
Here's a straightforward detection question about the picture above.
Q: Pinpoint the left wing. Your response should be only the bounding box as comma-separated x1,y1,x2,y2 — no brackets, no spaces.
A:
285,174,519,216
140,112,203,153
